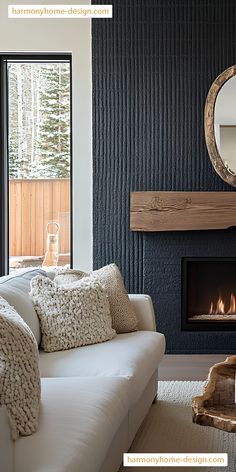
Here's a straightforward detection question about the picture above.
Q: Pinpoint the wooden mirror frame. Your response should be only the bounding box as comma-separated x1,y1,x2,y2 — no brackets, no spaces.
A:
205,64,236,187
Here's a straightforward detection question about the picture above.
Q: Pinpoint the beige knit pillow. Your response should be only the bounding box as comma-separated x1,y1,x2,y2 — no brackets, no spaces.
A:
54,264,138,333
91,264,138,333
30,275,116,352
0,296,41,440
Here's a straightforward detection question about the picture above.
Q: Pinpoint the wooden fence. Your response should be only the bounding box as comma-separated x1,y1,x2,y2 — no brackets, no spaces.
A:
9,179,70,257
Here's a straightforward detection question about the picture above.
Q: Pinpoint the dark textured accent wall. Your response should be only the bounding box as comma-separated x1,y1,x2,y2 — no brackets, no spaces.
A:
92,0,236,353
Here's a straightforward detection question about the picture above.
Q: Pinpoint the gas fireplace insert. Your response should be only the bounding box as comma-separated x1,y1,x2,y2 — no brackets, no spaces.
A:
182,257,236,331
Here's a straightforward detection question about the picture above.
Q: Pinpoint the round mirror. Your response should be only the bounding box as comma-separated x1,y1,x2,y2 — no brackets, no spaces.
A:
205,65,236,187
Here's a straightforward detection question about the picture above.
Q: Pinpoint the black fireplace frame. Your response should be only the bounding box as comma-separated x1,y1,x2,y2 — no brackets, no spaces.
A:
182,257,236,332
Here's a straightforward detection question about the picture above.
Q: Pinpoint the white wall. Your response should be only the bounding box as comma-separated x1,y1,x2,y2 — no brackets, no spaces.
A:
220,126,236,173
0,1,92,271
215,75,236,125
214,124,220,150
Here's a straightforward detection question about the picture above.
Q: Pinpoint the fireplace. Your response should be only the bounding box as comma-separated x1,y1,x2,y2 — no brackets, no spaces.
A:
182,258,236,331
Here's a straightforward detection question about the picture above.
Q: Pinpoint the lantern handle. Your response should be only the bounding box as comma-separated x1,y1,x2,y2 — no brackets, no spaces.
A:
46,221,60,235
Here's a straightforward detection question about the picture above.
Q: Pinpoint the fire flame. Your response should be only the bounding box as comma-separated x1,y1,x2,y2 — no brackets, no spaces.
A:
209,292,236,315
216,296,225,314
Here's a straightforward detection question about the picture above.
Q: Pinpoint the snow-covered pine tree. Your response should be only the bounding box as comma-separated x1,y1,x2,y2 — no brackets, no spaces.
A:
8,63,41,178
8,63,26,178
8,62,70,179
38,63,70,178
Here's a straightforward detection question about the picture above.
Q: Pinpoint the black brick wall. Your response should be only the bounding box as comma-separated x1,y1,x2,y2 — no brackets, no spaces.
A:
92,0,236,353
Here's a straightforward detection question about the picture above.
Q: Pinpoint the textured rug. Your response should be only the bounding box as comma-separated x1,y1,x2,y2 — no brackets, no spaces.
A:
119,381,236,472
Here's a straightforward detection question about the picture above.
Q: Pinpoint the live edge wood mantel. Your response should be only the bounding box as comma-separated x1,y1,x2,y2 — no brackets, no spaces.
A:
130,192,236,232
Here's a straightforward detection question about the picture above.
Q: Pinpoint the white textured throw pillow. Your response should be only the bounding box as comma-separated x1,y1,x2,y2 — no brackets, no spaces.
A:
0,296,41,440
54,269,87,286
54,264,138,334
30,275,116,352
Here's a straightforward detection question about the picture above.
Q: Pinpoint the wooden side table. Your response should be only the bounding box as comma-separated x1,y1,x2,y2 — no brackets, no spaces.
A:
192,355,236,432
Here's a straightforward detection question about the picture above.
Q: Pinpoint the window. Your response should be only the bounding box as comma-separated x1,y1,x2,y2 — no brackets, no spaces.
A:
0,54,72,275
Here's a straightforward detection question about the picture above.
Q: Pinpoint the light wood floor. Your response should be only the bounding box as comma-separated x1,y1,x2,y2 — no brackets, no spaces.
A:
158,354,233,380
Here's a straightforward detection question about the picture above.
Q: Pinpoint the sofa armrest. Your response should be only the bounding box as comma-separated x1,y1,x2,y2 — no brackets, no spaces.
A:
0,407,14,472
128,294,156,331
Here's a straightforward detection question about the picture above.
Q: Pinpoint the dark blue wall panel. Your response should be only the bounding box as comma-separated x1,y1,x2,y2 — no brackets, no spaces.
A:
92,0,236,353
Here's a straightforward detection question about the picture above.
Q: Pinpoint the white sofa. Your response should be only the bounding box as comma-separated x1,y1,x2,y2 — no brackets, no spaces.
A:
0,269,165,472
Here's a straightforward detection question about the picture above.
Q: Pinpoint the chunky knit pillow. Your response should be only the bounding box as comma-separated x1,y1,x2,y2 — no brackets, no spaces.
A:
30,275,116,352
54,269,87,286
54,264,138,334
0,296,41,440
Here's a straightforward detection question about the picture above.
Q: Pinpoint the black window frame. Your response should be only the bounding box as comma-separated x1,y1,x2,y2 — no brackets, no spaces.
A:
0,52,73,275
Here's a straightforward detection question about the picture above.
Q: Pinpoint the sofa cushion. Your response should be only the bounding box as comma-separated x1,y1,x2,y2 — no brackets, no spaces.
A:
0,268,47,345
15,376,129,472
0,296,41,440
39,331,165,404
30,275,116,352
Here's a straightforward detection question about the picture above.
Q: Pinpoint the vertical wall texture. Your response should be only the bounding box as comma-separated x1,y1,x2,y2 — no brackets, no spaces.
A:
92,0,236,352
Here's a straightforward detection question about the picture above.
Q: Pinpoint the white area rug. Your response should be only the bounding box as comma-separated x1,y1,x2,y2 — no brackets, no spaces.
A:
119,381,236,472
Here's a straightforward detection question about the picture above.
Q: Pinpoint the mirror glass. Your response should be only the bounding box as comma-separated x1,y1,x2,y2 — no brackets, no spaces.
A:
205,65,236,187
214,75,236,175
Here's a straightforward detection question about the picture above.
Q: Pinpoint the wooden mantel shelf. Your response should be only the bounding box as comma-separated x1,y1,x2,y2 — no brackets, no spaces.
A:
130,191,236,232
